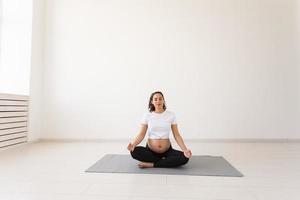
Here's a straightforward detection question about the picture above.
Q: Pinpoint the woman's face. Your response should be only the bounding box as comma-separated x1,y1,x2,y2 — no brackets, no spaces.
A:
151,93,164,109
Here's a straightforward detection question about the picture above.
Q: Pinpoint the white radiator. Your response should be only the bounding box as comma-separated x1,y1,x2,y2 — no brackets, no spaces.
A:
0,93,28,148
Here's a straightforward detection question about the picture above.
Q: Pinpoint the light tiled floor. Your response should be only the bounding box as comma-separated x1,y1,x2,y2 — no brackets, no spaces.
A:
0,141,299,200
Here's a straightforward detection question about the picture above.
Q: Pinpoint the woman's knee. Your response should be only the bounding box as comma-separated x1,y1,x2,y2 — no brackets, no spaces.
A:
182,156,189,165
179,154,189,165
130,146,143,159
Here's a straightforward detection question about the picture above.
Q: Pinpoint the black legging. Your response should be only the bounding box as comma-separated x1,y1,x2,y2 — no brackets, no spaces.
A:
130,143,189,168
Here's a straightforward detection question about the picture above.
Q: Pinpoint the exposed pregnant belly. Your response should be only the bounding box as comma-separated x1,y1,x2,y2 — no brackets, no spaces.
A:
147,138,170,153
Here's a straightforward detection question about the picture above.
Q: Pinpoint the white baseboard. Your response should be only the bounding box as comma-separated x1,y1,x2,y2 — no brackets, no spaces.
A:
1,138,299,152
38,138,300,143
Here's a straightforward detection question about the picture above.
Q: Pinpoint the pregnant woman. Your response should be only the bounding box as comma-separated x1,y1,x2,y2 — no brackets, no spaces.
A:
127,91,192,168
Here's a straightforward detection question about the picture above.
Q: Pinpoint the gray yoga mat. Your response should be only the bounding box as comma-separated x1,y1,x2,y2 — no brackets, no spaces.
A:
85,154,243,177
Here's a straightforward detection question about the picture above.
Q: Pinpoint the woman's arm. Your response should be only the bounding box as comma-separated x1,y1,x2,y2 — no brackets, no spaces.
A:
171,124,188,150
171,124,192,158
131,124,147,146
127,124,148,151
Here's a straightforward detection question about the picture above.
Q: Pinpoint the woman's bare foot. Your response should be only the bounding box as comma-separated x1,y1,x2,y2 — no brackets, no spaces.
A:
138,162,154,168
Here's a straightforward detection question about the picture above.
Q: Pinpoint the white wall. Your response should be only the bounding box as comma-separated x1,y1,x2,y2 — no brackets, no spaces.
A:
27,0,45,141
41,0,300,140
297,0,300,140
0,0,32,95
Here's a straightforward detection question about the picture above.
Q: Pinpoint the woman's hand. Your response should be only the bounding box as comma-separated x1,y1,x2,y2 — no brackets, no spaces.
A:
127,142,135,152
183,149,192,158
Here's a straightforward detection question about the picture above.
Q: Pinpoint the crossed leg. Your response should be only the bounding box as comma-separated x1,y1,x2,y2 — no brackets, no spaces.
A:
130,145,189,168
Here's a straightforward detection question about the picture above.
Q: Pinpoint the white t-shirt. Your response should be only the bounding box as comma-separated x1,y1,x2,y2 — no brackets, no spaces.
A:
140,110,177,139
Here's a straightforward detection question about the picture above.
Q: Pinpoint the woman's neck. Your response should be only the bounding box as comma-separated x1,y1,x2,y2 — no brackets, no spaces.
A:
154,108,165,113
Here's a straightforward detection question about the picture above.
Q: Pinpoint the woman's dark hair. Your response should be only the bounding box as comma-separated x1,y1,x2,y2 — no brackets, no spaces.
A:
148,91,167,112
